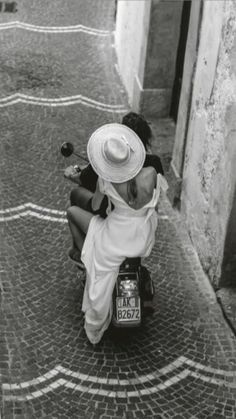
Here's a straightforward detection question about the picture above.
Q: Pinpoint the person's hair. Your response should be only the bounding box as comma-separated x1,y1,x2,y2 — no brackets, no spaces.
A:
122,112,152,151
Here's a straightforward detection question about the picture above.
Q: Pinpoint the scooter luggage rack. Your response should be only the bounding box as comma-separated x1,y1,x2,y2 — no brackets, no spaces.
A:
112,257,142,328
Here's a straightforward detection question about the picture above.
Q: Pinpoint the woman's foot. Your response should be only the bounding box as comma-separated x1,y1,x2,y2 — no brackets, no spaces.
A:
68,248,85,270
76,271,86,287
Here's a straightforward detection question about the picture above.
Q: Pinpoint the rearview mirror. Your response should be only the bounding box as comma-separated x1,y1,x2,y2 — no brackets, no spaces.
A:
60,142,74,157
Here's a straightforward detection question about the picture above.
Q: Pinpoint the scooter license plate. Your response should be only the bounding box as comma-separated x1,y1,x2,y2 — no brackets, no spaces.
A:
116,297,141,322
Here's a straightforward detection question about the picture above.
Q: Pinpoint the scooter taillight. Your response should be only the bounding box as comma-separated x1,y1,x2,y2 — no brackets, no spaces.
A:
119,280,138,296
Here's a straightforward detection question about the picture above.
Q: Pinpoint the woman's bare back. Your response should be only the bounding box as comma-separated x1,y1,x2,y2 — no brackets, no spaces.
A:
112,167,156,210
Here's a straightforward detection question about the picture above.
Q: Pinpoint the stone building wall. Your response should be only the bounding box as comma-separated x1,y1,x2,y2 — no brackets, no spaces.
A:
115,0,182,117
180,0,236,287
115,0,151,110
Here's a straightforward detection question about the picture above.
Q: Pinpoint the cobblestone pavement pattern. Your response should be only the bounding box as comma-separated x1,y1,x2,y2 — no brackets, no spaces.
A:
1,1,236,418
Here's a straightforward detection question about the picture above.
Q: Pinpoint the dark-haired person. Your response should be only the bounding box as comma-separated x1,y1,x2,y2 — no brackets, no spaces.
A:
122,112,163,175
64,112,163,263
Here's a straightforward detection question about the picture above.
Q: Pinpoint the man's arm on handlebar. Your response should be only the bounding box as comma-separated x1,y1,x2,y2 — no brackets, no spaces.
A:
64,165,82,184
64,163,97,192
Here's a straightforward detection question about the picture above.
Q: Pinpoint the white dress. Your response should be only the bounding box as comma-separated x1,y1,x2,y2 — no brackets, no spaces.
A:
81,174,168,344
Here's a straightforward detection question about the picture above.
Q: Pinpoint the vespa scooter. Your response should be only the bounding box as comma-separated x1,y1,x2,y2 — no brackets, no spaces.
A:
61,142,154,328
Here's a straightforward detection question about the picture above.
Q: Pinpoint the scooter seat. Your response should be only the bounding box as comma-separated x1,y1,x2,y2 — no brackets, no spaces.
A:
119,257,141,271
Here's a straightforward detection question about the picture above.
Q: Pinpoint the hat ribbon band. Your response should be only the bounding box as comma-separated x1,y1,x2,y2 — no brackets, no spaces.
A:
121,135,134,152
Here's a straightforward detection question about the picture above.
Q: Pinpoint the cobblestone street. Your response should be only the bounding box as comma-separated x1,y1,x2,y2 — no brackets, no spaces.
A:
1,1,236,418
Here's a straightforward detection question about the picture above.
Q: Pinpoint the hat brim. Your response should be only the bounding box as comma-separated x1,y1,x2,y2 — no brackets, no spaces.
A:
87,123,146,183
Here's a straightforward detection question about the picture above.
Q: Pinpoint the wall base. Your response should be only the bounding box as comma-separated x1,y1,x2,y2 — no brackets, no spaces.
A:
167,161,182,210
132,75,171,118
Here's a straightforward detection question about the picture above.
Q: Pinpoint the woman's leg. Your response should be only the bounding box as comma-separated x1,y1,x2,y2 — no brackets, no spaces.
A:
69,188,94,249
70,187,93,210
67,206,94,252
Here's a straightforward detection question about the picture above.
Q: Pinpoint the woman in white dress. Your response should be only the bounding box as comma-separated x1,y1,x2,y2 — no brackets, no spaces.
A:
67,124,167,344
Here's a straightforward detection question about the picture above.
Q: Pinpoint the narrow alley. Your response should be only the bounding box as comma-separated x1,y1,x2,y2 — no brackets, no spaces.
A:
0,1,236,418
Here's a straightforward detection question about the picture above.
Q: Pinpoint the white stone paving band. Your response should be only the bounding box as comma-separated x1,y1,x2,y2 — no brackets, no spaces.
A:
3,356,236,401
0,203,65,215
0,21,111,35
0,211,67,223
0,202,67,223
0,202,169,223
0,93,128,112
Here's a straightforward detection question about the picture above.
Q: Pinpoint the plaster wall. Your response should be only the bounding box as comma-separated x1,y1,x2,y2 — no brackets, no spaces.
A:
115,0,182,117
115,0,151,110
171,0,202,178
181,1,236,286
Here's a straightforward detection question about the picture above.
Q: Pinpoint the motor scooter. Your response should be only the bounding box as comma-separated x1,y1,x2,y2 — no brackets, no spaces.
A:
61,142,155,327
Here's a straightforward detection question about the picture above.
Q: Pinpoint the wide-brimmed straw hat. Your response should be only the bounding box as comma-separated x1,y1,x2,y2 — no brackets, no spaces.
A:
87,123,145,183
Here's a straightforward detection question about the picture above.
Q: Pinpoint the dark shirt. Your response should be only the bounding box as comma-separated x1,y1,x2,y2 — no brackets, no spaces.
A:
80,154,164,217
144,154,164,176
80,164,98,193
